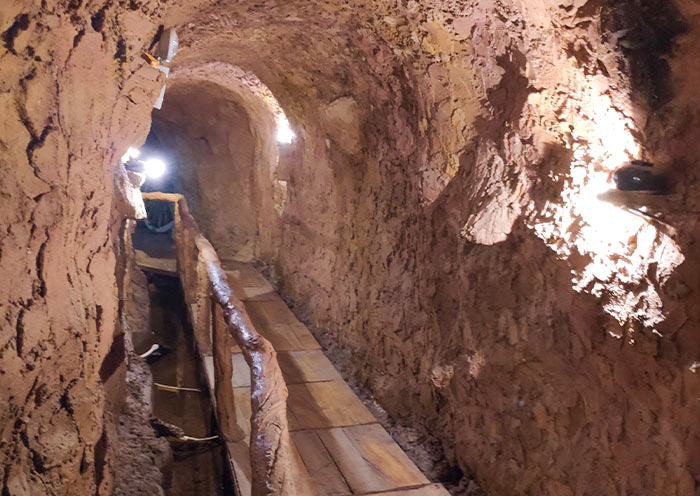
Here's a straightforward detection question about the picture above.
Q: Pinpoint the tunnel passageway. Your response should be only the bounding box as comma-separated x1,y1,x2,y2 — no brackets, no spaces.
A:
150,81,263,260
131,197,455,494
3,1,700,495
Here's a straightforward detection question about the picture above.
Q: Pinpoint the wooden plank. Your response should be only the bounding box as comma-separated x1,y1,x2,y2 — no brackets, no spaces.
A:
292,430,351,495
224,270,265,302
240,286,281,302
223,263,277,301
213,305,244,442
233,387,252,437
278,350,342,385
191,264,213,355
361,483,451,495
227,263,320,351
212,279,320,352
287,381,375,431
317,424,430,494
134,249,177,275
289,439,321,495
227,263,273,285
231,353,251,388
287,323,322,351
238,320,320,352
231,350,339,388
226,440,252,496
252,322,304,351
246,300,301,326
225,265,278,301
225,300,321,353
226,277,249,302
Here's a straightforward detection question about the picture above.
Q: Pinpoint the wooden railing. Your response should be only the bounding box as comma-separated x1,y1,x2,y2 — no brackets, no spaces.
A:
141,192,311,495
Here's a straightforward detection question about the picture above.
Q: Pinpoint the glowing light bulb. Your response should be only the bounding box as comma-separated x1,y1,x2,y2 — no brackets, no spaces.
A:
276,117,295,144
120,146,141,163
143,158,166,178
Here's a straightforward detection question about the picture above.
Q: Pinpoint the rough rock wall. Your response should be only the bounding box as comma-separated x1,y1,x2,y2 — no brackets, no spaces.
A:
0,2,163,493
323,2,700,493
149,0,700,494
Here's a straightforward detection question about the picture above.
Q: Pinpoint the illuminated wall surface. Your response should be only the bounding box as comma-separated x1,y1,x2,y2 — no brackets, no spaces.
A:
525,85,684,331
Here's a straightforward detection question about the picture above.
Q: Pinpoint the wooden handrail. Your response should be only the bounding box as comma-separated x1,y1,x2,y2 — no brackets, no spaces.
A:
141,192,184,203
141,192,309,495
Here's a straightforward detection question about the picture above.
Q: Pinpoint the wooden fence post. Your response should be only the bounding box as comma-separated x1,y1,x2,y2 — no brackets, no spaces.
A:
212,297,245,443
191,256,212,355
140,193,314,494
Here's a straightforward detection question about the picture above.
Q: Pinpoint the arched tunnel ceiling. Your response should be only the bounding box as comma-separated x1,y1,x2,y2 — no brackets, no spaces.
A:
165,62,282,154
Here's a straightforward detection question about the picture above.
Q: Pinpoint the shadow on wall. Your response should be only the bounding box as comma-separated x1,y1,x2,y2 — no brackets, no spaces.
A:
600,0,687,109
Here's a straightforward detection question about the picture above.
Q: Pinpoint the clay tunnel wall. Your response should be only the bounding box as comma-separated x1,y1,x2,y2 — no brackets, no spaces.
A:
3,0,700,495
0,2,164,493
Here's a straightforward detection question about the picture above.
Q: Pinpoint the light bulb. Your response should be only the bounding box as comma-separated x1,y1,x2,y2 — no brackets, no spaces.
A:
143,158,166,178
121,146,141,163
276,118,295,144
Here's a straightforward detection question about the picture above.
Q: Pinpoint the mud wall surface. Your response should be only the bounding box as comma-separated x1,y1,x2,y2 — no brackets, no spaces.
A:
3,0,700,494
0,2,163,493
153,0,700,494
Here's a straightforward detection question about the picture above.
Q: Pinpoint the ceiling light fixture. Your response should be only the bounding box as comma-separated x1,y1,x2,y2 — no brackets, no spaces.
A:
276,116,295,144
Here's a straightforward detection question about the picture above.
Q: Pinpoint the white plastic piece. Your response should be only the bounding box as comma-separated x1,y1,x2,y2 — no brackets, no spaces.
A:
153,65,170,109
120,146,141,163
155,28,179,63
154,85,166,109
179,435,219,442
138,344,159,358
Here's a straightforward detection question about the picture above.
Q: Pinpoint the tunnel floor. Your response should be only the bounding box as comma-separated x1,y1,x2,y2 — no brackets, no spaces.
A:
202,261,450,495
133,274,231,496
132,219,456,494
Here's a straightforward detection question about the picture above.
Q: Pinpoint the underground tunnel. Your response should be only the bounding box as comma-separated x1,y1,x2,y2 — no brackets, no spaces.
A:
2,0,700,495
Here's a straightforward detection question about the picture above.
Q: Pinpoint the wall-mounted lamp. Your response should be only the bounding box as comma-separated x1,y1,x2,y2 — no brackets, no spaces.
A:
276,116,295,144
613,160,668,193
142,27,179,110
598,161,674,225
122,148,167,179
141,158,166,179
